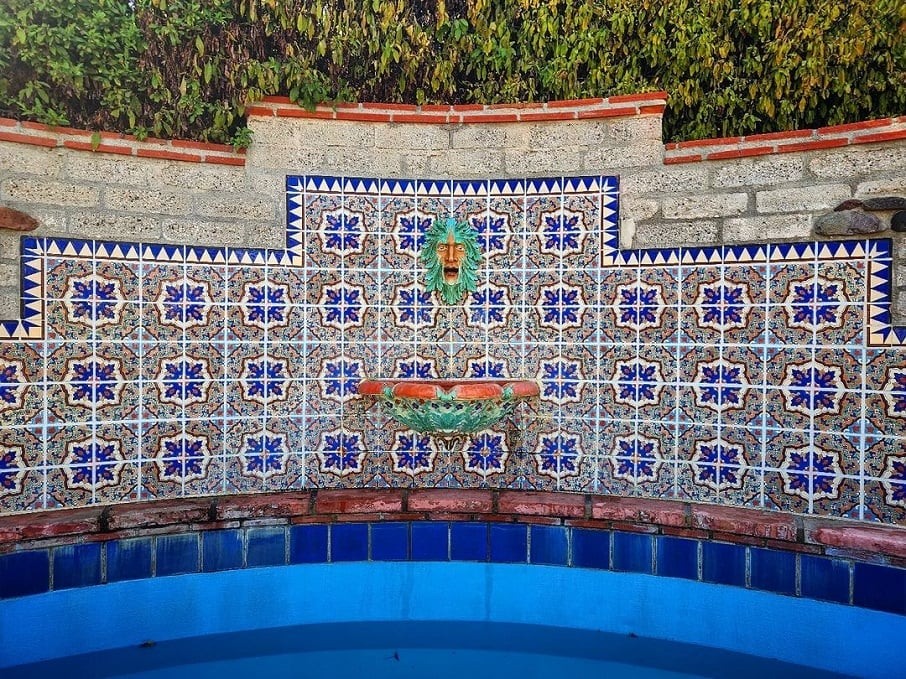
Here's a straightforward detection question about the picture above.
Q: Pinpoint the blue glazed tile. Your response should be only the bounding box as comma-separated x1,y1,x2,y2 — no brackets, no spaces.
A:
411,522,448,561
572,529,610,569
854,563,906,615
702,542,746,587
490,524,528,563
289,525,328,564
371,523,409,561
331,523,368,562
0,551,49,598
107,538,153,583
800,555,850,605
451,522,489,562
530,525,568,566
203,530,243,572
749,548,796,596
246,527,286,568
156,534,200,577
612,532,653,574
53,543,101,590
656,537,698,580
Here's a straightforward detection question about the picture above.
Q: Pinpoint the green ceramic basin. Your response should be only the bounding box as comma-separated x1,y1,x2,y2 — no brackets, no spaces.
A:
357,379,539,435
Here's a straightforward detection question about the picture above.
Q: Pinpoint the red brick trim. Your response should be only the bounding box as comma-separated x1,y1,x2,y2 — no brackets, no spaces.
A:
663,154,702,165
249,92,669,124
2,97,901,166
2,490,905,565
664,116,906,164
0,117,246,165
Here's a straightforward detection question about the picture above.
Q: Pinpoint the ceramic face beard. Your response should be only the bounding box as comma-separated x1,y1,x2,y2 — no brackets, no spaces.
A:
420,217,481,304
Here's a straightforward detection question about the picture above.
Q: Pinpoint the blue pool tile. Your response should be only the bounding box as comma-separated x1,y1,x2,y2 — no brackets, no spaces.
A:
411,522,448,561
656,536,698,580
107,538,152,583
853,563,906,615
53,543,101,590
0,551,49,598
702,542,746,587
289,525,328,564
156,534,200,577
530,525,568,566
451,522,488,561
331,523,368,562
749,548,795,596
490,524,527,563
246,528,286,568
572,529,610,569
800,555,850,605
371,523,409,561
203,530,243,572
612,532,653,574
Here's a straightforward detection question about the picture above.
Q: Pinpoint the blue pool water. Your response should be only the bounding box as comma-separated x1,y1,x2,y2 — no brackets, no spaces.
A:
3,562,901,677
7,622,848,678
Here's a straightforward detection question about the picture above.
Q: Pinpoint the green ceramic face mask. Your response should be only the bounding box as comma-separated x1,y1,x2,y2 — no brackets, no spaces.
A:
420,217,481,304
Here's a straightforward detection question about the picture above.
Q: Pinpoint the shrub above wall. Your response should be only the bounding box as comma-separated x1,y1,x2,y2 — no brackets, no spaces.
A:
0,0,904,144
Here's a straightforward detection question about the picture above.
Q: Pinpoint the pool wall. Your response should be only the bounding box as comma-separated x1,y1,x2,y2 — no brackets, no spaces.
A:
0,95,904,523
2,490,905,610
2,493,906,677
5,563,905,677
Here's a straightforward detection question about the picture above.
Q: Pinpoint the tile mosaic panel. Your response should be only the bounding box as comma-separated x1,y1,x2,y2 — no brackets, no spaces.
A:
0,175,904,523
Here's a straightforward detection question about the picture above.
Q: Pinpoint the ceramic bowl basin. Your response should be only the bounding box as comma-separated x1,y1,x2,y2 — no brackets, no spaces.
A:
357,379,539,435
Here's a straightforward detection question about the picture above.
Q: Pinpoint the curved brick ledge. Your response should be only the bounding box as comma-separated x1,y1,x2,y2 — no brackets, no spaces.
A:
1,490,905,566
3,94,902,167
246,92,668,123
0,118,246,166
664,116,906,163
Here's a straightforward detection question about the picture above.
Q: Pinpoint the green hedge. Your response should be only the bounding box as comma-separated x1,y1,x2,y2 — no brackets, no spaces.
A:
1,0,904,145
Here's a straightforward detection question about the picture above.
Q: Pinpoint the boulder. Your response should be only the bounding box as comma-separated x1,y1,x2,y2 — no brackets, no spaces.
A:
833,199,863,211
891,210,906,233
862,196,906,211
0,206,39,231
814,209,884,236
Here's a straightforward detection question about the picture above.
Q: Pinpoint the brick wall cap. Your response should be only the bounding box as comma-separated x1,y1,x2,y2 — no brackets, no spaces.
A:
3,492,906,562
408,488,494,513
691,504,798,541
315,488,404,514
214,492,311,521
105,498,212,531
497,490,586,517
591,496,687,526
806,524,906,559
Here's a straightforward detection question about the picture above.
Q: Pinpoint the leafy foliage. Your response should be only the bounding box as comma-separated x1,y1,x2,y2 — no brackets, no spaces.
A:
0,0,903,142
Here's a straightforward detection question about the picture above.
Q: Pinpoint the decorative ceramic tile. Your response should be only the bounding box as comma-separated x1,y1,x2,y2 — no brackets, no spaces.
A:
0,174,904,522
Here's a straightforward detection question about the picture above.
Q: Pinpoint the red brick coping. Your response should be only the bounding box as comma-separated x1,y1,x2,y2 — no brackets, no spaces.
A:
246,92,668,123
0,118,246,166
664,116,906,164
1,94,902,166
1,490,904,567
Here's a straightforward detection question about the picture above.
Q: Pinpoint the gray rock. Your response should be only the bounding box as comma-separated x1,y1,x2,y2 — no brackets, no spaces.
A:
862,196,906,211
892,210,906,233
814,209,885,236
834,199,863,211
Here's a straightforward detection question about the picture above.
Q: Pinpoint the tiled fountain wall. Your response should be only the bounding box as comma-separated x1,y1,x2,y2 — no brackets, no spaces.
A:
0,96,905,524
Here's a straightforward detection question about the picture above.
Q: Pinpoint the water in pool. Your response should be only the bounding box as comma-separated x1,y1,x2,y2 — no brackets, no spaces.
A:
7,621,850,678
